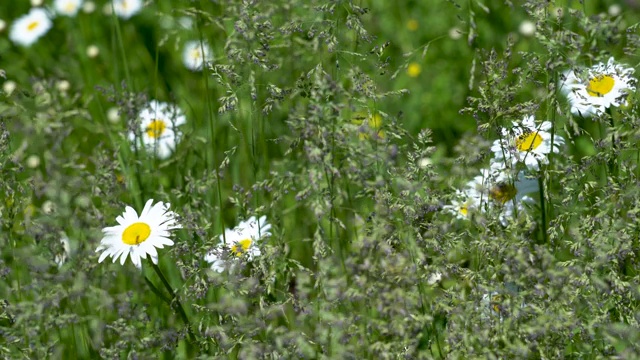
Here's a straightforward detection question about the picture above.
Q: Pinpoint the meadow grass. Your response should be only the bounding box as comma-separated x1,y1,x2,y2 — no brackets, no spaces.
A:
2,0,640,358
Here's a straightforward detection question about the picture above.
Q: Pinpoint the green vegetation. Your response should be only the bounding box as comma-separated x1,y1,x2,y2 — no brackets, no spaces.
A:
1,0,640,358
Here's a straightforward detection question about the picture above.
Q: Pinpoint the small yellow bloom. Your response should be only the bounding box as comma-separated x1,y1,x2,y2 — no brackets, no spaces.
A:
354,112,385,140
407,19,418,31
369,113,383,129
23,204,36,217
407,62,422,78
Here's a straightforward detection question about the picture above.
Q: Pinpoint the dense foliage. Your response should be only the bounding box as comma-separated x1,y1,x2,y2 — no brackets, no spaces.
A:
1,0,640,358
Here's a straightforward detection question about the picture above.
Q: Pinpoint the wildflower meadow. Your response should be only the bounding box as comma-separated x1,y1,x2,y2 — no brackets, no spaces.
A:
2,0,640,358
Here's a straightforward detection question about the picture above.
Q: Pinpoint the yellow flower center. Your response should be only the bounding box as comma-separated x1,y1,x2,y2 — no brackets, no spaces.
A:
491,294,503,313
146,119,167,139
230,239,252,256
490,182,517,204
459,205,468,216
515,129,543,152
407,63,422,78
122,222,151,245
190,49,202,60
64,2,76,12
27,21,39,31
586,75,615,97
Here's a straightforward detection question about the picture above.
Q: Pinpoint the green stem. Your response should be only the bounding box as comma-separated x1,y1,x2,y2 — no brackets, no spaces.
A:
150,262,196,344
538,175,548,244
636,149,640,180
195,0,226,246
607,108,617,178
143,276,172,305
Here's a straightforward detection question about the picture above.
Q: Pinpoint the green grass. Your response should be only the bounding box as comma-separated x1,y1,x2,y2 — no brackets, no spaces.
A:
2,0,640,358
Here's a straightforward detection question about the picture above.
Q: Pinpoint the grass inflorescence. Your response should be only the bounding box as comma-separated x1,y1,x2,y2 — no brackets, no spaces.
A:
1,0,640,358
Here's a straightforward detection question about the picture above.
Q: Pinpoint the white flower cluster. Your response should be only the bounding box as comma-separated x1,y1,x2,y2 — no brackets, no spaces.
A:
444,115,565,225
8,1,145,47
7,3,213,74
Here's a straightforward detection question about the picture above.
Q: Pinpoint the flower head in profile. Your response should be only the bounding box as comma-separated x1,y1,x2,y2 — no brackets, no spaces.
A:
96,199,181,268
183,41,213,71
491,115,565,170
466,164,538,224
564,58,636,117
204,216,271,272
129,100,186,159
480,288,527,322
9,8,52,47
112,0,142,19
443,189,480,220
480,291,509,322
55,0,83,17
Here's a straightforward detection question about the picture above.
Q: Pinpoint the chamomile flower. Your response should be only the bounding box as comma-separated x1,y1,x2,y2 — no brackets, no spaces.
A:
491,115,565,171
565,57,636,117
112,0,142,19
204,248,226,273
129,100,186,159
54,0,83,17
204,216,271,272
182,41,213,71
481,292,506,321
488,165,538,205
9,8,52,47
480,288,527,322
559,69,581,96
443,189,480,220
96,199,181,268
466,164,538,223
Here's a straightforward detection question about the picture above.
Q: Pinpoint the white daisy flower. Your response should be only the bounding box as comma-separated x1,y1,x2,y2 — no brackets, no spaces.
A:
559,69,581,96
129,100,186,159
204,216,271,272
112,0,142,20
480,292,506,321
204,249,226,273
96,199,181,268
565,57,636,116
182,41,213,71
491,115,565,171
443,189,480,220
487,166,538,206
466,164,538,222
55,0,83,17
427,271,443,285
480,289,528,322
9,8,52,47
